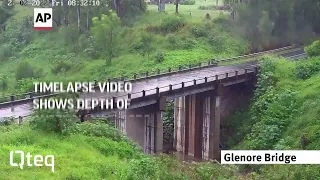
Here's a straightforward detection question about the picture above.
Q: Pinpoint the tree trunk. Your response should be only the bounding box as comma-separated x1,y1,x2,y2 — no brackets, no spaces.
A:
86,7,90,30
158,0,160,11
175,0,179,13
114,0,121,17
77,5,81,31
63,1,69,26
216,0,219,6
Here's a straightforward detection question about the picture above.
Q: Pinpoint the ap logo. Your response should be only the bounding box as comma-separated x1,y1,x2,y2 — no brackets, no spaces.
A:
34,8,52,30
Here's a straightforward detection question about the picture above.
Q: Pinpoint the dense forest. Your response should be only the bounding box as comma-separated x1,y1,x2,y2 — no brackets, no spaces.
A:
0,0,320,179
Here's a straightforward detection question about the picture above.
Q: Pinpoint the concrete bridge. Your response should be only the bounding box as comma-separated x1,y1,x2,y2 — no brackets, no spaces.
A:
0,46,307,161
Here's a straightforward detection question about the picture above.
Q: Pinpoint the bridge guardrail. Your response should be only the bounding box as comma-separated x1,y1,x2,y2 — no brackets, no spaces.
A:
0,45,298,104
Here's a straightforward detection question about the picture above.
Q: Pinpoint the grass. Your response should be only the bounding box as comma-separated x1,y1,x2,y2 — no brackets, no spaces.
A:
147,0,227,22
0,123,240,179
0,125,131,179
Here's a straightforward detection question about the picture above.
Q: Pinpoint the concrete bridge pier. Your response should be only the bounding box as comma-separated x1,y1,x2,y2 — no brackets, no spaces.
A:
123,97,166,154
174,83,223,161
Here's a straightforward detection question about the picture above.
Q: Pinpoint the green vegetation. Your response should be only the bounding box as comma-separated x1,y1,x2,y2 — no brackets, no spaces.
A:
180,0,196,5
305,40,320,57
225,51,320,178
1,115,241,179
2,52,320,179
1,0,320,178
0,0,248,97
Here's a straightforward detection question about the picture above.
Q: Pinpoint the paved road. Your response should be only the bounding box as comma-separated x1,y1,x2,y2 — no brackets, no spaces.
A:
0,50,307,120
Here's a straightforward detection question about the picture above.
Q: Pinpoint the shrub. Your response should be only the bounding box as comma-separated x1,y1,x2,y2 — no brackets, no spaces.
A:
192,26,208,37
84,47,99,59
0,74,8,91
52,60,73,74
305,40,320,57
180,0,195,5
296,58,320,79
208,35,226,52
167,34,178,45
16,78,36,92
179,36,195,49
30,109,78,134
159,16,186,33
167,34,195,49
198,5,217,10
0,44,13,61
68,121,126,142
15,61,42,80
132,33,155,57
0,118,13,126
155,52,165,63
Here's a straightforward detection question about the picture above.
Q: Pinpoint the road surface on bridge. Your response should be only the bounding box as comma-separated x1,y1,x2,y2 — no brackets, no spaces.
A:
0,50,307,120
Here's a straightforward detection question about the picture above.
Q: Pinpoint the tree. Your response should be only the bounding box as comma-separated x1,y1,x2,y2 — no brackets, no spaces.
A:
175,0,179,13
92,10,121,65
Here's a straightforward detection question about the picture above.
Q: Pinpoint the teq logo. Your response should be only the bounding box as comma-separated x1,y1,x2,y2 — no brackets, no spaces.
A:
34,8,52,30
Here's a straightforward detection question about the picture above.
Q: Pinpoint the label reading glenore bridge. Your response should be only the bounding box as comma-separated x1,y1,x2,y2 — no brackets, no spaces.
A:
221,150,320,164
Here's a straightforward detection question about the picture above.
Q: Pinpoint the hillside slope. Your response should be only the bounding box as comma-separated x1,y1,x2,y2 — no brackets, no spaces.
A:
225,55,320,179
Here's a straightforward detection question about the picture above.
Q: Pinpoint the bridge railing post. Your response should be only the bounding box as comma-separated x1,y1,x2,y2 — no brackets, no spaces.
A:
168,67,171,73
10,95,14,102
215,75,218,81
156,87,159,96
181,82,184,89
235,70,238,80
226,72,229,79
193,79,196,85
142,90,146,97
133,73,137,80
29,92,34,99
179,65,182,71
157,69,160,75
204,77,207,83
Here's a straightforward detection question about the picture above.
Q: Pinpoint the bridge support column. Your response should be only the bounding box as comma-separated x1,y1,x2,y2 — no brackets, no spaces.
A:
126,110,146,150
125,98,165,154
115,111,126,134
154,109,163,154
185,94,204,159
209,83,223,161
174,97,186,152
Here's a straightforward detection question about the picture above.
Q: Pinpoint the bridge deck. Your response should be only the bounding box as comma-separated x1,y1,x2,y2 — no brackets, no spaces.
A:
0,49,307,120
0,62,257,119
